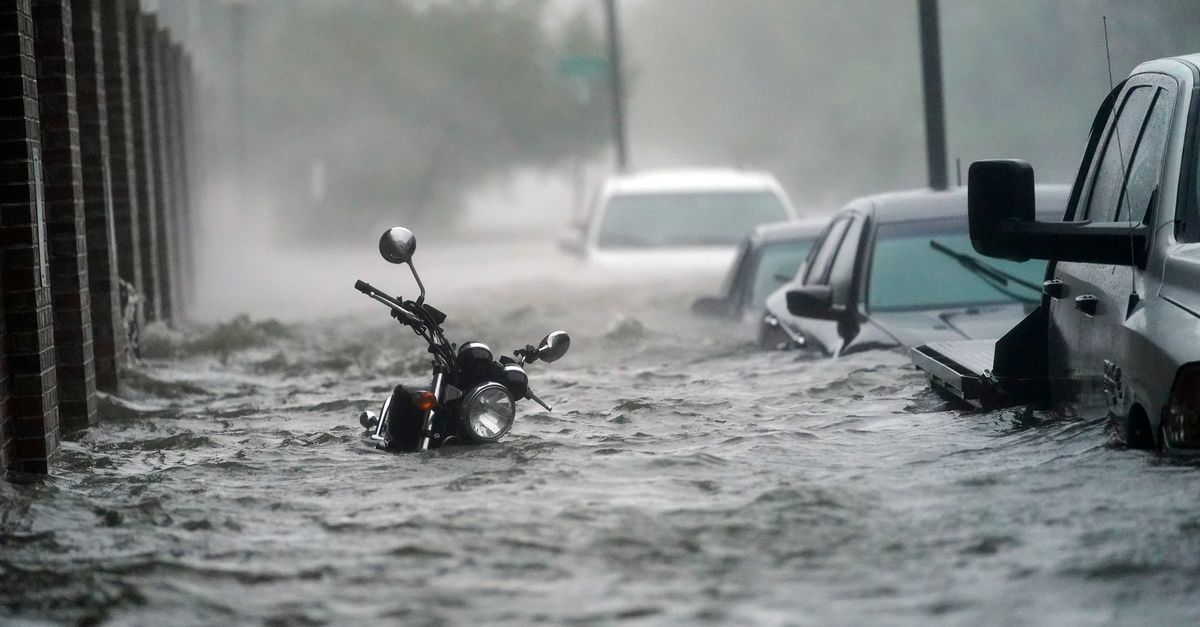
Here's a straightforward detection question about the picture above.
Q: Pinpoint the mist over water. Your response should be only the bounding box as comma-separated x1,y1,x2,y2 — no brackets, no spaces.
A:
5,239,1200,624
158,0,1200,320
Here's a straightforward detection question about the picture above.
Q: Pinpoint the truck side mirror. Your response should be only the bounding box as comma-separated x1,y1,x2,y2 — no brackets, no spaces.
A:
786,285,838,320
969,160,1035,261
966,159,1147,267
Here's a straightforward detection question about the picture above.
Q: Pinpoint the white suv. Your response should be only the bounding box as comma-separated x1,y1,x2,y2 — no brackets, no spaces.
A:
561,168,799,275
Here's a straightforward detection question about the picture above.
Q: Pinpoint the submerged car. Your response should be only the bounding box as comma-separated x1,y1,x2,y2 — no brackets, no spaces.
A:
912,53,1200,454
559,168,799,275
759,186,1069,354
692,218,827,325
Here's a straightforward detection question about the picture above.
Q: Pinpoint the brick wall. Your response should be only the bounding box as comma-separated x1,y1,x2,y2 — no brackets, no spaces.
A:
166,42,189,317
0,0,61,475
98,0,141,320
33,0,99,434
69,0,121,393
178,51,195,310
123,0,159,323
32,0,98,434
144,18,171,323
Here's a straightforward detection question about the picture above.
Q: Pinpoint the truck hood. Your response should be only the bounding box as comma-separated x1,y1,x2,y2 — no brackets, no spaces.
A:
870,303,1031,347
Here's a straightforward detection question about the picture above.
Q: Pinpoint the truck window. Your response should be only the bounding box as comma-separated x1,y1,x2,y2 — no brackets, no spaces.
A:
804,216,850,285
827,216,864,305
1082,85,1156,222
1116,88,1175,224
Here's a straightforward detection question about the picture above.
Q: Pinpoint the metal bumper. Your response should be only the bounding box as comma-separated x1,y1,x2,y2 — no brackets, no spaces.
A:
911,340,1018,409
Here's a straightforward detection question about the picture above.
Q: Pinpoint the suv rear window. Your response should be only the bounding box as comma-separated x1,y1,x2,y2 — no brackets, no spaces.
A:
597,191,789,248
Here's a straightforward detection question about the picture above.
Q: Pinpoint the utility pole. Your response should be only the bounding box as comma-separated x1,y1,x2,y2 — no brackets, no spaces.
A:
230,0,248,201
918,0,948,190
603,0,629,171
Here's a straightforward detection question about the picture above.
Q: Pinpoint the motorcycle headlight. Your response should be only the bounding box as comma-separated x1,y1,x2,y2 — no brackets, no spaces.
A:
461,382,516,442
1164,364,1200,448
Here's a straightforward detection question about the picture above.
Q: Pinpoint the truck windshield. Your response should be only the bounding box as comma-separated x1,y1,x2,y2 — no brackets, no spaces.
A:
868,218,1046,312
597,191,789,248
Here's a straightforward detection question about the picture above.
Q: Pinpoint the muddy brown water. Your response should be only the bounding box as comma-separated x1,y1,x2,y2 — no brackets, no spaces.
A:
2,242,1200,625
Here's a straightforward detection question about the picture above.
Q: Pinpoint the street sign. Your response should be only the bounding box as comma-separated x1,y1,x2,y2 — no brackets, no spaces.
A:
558,55,608,80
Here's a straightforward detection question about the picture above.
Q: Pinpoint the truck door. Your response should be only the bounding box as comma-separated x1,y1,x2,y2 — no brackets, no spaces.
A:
1047,75,1176,410
794,215,852,354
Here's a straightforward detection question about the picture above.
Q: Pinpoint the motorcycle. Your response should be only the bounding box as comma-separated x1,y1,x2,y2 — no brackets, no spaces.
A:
354,226,570,452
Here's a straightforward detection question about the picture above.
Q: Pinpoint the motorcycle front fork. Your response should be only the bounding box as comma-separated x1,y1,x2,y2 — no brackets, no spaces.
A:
368,392,392,447
418,366,446,452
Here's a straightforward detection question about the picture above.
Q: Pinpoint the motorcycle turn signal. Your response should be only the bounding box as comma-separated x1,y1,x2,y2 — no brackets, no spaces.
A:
413,390,438,412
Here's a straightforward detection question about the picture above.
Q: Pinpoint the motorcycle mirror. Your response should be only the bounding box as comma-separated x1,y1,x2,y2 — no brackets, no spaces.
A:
536,331,571,363
379,227,416,264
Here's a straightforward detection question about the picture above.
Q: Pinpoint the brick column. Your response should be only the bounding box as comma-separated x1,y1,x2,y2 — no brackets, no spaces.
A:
32,0,98,434
0,0,61,474
69,0,120,393
98,0,141,329
164,40,185,318
179,52,196,309
144,18,172,323
123,1,158,322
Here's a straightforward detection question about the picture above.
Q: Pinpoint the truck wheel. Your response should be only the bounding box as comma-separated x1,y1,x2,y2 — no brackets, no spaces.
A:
1124,407,1154,450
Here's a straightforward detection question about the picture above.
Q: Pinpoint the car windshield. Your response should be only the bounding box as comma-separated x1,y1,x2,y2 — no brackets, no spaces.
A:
597,191,789,248
868,218,1046,312
750,241,813,310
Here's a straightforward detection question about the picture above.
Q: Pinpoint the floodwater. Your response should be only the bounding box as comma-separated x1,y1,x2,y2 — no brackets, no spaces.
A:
3,237,1200,626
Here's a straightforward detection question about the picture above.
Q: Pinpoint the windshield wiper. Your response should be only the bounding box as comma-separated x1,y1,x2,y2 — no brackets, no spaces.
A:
928,239,1042,303
601,233,658,248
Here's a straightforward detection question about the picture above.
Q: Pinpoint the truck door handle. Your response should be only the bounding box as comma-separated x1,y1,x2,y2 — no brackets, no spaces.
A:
1043,279,1065,298
1074,294,1098,315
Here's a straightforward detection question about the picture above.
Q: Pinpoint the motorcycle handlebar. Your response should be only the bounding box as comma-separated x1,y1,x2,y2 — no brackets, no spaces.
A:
355,279,400,305
354,279,419,325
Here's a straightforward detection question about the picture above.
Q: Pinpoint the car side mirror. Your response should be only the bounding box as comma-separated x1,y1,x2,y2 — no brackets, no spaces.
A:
968,159,1147,266
691,296,731,317
558,229,585,256
786,285,838,320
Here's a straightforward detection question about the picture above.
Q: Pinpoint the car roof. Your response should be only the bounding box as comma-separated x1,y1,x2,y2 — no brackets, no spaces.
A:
844,184,1072,224
604,168,784,195
750,217,829,245
1138,53,1200,74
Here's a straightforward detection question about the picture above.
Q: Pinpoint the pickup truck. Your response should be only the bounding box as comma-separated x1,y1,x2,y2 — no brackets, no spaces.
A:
911,53,1200,454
